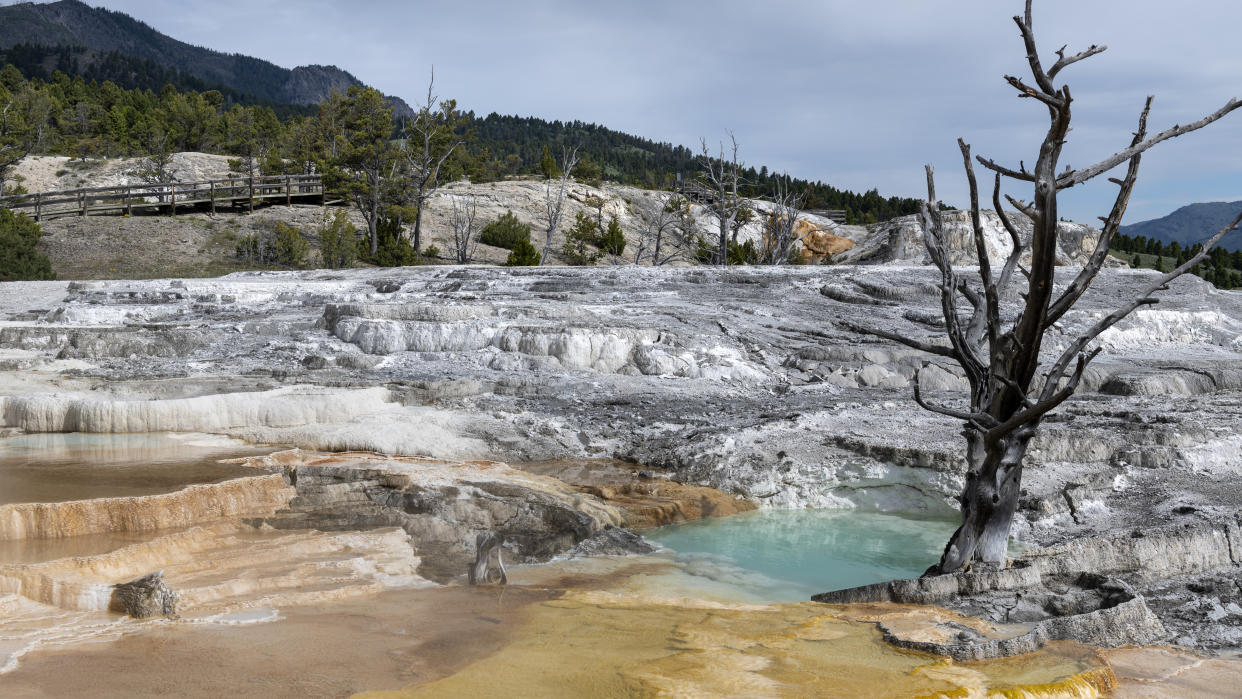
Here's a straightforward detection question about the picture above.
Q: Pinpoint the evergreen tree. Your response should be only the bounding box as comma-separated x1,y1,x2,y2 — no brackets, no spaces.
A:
504,239,540,266
538,145,559,179
599,215,625,257
317,86,398,255
0,209,54,280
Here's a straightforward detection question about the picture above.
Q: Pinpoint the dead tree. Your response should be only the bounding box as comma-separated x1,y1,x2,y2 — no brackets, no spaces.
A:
539,145,580,265
402,68,466,252
868,0,1242,574
697,134,745,266
633,199,681,266
760,177,808,265
449,194,480,264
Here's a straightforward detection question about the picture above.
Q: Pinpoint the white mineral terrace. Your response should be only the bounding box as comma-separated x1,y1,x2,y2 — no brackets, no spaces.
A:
0,264,1240,694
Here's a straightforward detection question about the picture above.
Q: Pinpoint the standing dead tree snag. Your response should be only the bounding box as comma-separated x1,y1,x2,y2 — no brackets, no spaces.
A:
539,145,580,266
402,68,467,253
697,134,745,266
866,0,1242,575
449,194,480,264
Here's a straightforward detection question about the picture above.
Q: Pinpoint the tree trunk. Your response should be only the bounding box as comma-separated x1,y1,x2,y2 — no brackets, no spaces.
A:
932,428,1032,573
412,201,424,253
368,210,378,256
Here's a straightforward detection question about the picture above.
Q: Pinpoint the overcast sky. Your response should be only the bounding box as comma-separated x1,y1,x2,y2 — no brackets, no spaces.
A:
85,0,1242,224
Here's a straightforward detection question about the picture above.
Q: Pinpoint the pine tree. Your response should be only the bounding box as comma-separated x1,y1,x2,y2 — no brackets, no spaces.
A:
538,146,559,180
0,209,55,281
599,216,625,257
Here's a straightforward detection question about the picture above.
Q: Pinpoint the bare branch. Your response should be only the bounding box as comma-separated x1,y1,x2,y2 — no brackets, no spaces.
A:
1014,1,1055,94
1005,75,1065,108
1042,211,1242,395
913,367,996,429
988,349,1099,446
1057,97,1242,188
992,174,1025,293
837,320,961,361
1048,44,1107,80
1045,97,1152,328
977,156,1036,183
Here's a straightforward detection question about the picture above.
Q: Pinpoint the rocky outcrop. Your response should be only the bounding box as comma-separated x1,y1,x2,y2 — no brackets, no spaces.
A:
110,571,177,619
243,451,626,582
815,517,1242,655
835,209,1105,267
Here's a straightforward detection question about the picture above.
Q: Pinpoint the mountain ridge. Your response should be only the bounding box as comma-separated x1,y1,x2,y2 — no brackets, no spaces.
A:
1121,201,1242,252
0,0,413,116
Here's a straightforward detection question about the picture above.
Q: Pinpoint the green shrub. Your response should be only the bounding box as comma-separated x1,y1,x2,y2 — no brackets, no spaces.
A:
423,244,441,259
366,215,419,267
504,239,541,266
0,209,55,281
318,209,357,269
234,220,309,268
272,222,309,267
479,210,531,250
599,216,626,257
561,211,601,266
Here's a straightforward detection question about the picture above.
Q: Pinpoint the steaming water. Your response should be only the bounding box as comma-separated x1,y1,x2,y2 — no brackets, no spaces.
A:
646,509,958,601
0,432,272,505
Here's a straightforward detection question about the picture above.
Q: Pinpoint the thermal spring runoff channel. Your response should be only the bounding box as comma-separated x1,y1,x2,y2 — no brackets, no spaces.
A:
645,509,958,602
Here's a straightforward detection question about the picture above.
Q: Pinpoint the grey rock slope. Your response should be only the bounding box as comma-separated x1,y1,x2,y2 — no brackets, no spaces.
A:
1,264,1240,649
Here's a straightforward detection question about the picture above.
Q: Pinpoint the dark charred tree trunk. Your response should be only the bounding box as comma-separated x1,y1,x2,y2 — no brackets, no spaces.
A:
855,0,1242,575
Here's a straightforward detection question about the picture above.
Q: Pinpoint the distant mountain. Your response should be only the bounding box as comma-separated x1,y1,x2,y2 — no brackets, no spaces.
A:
1121,201,1242,252
0,0,412,116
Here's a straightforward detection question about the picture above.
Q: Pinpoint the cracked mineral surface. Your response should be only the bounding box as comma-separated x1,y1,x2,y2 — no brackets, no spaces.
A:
2,263,1242,667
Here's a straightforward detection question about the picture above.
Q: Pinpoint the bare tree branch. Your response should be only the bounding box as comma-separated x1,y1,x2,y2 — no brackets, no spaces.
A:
837,320,961,361
1041,212,1242,397
1045,97,1152,328
1057,97,1242,188
1048,44,1107,80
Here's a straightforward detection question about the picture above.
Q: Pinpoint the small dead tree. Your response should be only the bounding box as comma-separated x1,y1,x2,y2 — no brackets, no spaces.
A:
634,199,682,266
697,133,745,266
760,177,807,265
449,194,480,264
402,68,467,252
539,145,580,265
865,0,1242,575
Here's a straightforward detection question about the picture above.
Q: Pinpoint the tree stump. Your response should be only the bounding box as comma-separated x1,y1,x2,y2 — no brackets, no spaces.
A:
468,532,508,586
111,571,178,618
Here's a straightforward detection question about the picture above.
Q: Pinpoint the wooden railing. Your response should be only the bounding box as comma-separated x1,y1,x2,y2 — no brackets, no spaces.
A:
0,174,324,221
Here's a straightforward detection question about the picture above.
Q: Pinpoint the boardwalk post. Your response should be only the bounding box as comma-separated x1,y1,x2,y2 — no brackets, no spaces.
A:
125,186,132,216
78,191,86,216
285,175,291,206
170,183,176,216
248,177,254,213
210,181,216,215
35,193,41,221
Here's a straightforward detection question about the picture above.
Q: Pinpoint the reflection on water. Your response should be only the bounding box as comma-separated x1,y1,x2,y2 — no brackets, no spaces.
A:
0,432,272,505
646,509,958,601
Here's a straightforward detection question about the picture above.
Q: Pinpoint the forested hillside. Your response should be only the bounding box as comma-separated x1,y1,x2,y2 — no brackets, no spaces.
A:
0,61,920,224
0,0,411,114
0,44,313,119
468,114,920,222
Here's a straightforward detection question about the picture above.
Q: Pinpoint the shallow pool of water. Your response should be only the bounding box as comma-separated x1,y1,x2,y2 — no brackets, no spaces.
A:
0,432,273,506
645,508,958,602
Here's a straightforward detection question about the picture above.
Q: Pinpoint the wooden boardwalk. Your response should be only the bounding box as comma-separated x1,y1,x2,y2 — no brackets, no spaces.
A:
0,174,324,221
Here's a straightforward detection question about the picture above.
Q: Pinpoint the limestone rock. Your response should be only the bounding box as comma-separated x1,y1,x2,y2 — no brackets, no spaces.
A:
110,571,177,618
